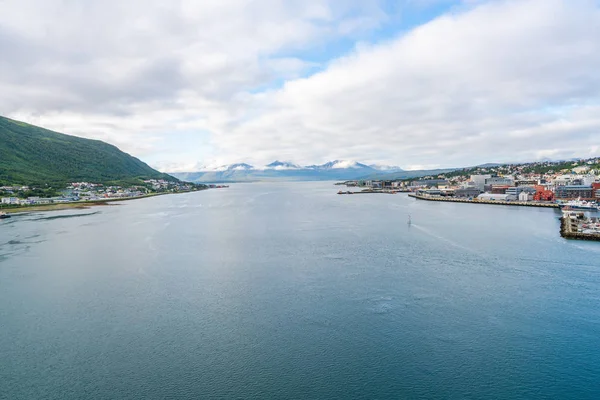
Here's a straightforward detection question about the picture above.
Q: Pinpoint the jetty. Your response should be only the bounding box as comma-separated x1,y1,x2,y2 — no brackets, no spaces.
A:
338,190,403,195
408,193,559,208
560,212,600,241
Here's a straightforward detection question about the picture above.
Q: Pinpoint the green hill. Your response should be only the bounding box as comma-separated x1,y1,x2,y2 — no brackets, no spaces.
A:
0,116,175,186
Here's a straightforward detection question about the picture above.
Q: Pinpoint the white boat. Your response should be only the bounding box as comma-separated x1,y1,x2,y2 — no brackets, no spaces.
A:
559,198,599,211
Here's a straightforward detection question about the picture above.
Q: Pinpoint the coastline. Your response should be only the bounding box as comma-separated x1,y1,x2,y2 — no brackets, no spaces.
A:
1,190,204,214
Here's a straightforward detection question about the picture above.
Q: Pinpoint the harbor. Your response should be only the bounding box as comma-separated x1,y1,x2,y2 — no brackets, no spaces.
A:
407,193,559,208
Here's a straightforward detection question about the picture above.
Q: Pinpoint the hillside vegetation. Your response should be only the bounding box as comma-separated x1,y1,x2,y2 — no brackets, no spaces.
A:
0,116,174,186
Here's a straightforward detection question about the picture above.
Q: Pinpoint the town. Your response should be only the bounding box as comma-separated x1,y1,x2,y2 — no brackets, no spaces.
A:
340,157,600,239
342,157,600,204
0,179,206,208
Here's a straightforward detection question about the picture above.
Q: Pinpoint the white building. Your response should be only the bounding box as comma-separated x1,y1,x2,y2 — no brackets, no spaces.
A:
476,193,516,201
518,191,533,201
470,175,492,191
1,197,19,205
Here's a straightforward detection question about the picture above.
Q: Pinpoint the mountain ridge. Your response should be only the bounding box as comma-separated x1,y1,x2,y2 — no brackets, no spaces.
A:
0,115,176,186
169,159,407,182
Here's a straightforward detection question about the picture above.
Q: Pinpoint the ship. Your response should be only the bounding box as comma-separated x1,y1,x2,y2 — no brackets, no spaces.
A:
0,211,10,219
558,198,599,211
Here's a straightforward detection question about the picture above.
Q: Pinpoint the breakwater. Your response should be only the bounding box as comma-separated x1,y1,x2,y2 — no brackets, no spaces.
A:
408,193,559,208
560,215,600,242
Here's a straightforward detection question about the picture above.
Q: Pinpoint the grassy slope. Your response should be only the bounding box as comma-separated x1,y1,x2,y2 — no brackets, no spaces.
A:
0,116,175,186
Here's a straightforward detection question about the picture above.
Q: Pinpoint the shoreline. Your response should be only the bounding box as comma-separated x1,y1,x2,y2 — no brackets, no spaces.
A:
1,190,204,214
408,193,559,208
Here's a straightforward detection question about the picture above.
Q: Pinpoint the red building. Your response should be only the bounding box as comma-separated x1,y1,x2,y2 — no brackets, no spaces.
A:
593,183,600,199
491,185,510,194
533,185,554,201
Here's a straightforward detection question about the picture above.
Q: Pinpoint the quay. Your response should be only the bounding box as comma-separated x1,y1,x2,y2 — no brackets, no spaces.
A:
561,212,600,241
338,190,407,195
408,193,559,208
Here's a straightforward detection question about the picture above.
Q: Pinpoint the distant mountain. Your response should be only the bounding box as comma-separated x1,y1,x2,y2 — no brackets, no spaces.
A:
0,115,176,186
306,160,372,170
368,164,404,172
224,163,254,171
265,160,301,170
170,160,402,182
358,168,457,181
476,163,503,168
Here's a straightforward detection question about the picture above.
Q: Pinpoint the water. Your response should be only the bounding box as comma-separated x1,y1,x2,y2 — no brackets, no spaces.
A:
1,182,599,399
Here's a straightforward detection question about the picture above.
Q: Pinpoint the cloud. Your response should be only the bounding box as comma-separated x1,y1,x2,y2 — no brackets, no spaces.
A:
211,0,600,167
1,0,599,170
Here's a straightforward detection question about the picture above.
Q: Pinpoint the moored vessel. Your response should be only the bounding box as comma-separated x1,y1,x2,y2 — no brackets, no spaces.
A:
558,199,599,211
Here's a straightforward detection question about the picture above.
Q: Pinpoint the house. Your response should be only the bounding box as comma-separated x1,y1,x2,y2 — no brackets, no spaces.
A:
1,197,19,205
518,191,533,201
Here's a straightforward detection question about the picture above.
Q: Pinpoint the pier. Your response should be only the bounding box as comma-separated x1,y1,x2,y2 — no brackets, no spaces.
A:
408,193,559,208
560,212,600,241
338,190,406,195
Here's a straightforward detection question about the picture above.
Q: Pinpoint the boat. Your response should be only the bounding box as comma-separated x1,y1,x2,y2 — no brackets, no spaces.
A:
558,198,599,211
0,212,10,219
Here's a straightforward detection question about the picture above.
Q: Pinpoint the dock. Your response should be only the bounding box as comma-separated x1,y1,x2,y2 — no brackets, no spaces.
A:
408,193,559,208
560,212,600,241
338,190,406,195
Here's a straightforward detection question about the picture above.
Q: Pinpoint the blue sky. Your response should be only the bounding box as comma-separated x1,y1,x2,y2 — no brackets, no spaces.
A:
1,0,599,171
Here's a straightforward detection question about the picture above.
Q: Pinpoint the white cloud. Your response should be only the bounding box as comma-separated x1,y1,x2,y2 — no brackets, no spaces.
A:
210,0,600,167
1,0,599,171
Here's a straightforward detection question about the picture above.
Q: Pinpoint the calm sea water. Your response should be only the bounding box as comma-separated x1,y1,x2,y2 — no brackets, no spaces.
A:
1,182,599,399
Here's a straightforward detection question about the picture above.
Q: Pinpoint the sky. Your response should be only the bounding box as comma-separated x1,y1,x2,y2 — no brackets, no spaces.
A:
1,0,599,171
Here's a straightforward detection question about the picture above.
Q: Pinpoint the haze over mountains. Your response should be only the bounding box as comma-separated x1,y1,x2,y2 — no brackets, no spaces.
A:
169,160,406,182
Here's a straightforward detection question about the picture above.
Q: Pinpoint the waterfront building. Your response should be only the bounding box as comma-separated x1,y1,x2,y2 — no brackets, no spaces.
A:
416,188,442,196
410,179,449,188
454,188,482,198
593,183,600,199
477,193,517,201
518,191,533,201
1,197,19,205
506,187,524,197
555,185,594,200
491,185,510,194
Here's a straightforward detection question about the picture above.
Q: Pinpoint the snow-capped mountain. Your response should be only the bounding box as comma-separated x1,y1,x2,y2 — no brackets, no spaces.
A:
307,160,372,170
264,161,302,170
170,160,403,182
225,163,254,171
